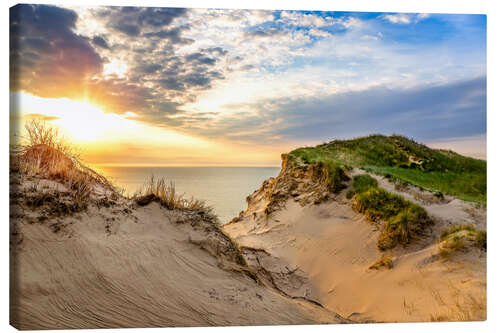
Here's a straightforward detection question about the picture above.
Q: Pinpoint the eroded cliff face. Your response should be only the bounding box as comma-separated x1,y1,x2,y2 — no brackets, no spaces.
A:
229,154,347,225
224,154,486,323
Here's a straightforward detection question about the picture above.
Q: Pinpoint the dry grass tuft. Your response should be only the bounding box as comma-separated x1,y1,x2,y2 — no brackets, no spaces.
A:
13,120,115,208
135,175,214,215
369,254,393,270
439,224,486,258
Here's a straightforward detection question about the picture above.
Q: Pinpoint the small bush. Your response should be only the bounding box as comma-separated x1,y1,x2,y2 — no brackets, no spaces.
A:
346,189,355,199
353,174,378,193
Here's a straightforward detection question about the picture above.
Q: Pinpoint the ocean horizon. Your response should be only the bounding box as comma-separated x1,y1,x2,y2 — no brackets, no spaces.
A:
95,166,280,224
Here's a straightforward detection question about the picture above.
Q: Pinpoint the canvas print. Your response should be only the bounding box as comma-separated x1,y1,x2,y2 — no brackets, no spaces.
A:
9,3,486,329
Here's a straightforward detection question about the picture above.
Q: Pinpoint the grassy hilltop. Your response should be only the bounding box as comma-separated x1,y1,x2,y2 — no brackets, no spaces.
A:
289,135,486,204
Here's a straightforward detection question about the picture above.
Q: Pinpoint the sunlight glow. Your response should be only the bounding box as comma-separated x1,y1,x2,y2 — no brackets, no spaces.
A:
103,59,128,78
12,92,211,147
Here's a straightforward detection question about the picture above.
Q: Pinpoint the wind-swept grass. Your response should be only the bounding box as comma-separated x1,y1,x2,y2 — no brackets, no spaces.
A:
135,175,215,215
289,134,486,204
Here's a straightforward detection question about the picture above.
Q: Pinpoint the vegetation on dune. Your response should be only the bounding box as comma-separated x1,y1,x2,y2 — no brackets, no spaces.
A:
12,120,115,212
439,224,486,255
135,175,215,217
369,254,393,270
313,160,350,193
289,134,486,203
352,174,433,250
352,174,378,194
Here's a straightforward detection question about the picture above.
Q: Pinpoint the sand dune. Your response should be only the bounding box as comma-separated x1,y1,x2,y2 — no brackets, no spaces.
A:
9,142,486,328
10,172,343,329
224,159,486,323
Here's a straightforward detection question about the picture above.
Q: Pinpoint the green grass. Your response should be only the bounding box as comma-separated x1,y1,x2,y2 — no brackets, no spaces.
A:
353,181,433,250
353,174,378,193
289,134,486,204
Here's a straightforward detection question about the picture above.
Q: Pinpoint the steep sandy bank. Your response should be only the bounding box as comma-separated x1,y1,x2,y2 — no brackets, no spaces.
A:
224,155,486,323
9,168,344,329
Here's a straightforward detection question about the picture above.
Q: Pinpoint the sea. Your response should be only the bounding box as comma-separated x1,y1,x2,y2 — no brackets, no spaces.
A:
95,166,280,224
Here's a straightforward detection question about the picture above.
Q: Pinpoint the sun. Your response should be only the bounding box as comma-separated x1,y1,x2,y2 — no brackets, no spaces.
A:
13,92,137,143
52,100,136,142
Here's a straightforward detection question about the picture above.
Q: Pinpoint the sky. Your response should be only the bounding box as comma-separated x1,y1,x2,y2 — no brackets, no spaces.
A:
9,4,487,165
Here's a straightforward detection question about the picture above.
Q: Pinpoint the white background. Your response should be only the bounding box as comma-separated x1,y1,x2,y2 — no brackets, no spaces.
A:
2,0,498,332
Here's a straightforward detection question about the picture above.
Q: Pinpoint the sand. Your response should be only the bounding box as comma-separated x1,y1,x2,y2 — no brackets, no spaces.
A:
224,169,486,323
10,173,343,329
10,158,486,328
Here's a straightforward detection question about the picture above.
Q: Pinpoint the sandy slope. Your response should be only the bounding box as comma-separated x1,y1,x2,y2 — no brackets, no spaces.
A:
224,162,486,323
10,173,342,329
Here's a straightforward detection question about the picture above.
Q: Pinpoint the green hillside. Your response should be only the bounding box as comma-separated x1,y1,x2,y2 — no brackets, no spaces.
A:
289,135,486,204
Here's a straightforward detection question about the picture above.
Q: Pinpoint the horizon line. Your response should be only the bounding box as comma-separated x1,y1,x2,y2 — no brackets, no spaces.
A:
91,163,282,168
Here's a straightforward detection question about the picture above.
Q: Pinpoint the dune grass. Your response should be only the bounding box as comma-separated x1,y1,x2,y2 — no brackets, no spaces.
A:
13,120,116,209
369,254,393,270
135,175,215,215
352,174,432,250
352,174,378,194
439,224,486,254
289,134,486,204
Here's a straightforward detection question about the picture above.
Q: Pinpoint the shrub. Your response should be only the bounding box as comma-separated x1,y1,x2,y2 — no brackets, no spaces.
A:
346,189,355,199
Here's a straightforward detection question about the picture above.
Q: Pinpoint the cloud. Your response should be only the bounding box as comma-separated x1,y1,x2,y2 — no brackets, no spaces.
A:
382,13,431,24
10,4,103,98
10,5,485,158
244,28,287,39
103,6,188,36
92,35,110,49
187,77,486,146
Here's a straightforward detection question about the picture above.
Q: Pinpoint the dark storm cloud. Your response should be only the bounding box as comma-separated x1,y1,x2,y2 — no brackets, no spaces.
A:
10,4,103,98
